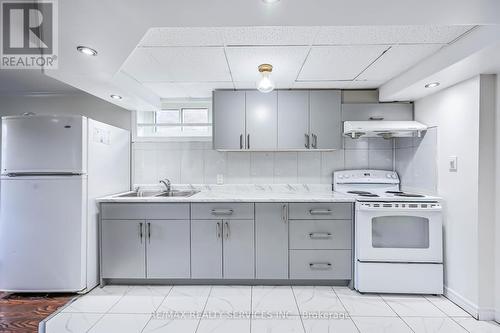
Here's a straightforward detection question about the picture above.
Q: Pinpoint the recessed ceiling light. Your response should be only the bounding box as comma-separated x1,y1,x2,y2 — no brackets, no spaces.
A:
110,94,122,100
76,46,98,56
262,0,280,3
425,82,440,88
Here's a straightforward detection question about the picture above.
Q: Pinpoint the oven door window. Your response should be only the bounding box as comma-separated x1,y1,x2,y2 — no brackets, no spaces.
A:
372,216,430,249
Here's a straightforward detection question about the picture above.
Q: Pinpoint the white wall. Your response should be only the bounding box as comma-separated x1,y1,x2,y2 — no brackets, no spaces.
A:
414,75,497,319
0,93,131,130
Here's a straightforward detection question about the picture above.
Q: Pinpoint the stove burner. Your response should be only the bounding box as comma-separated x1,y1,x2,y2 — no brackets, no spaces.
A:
394,193,425,198
347,191,373,195
358,193,379,197
385,191,404,194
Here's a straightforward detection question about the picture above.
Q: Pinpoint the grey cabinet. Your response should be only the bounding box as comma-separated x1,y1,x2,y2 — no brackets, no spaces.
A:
310,90,342,150
341,103,413,121
277,91,309,149
101,220,146,278
191,220,223,279
222,219,255,279
246,91,278,150
255,203,289,279
213,90,246,150
147,220,191,278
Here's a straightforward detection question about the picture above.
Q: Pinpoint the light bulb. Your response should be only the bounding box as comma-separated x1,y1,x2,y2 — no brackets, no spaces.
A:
257,71,275,93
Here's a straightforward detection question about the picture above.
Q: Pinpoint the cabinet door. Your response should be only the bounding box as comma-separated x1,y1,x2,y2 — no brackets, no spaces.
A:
213,91,246,150
255,203,289,279
246,91,277,150
146,220,191,279
101,220,145,278
191,220,223,278
277,91,310,149
223,219,255,279
341,103,413,121
310,90,342,149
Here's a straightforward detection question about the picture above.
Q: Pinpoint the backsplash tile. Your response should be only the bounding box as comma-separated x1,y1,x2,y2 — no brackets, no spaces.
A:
395,127,437,194
132,136,395,185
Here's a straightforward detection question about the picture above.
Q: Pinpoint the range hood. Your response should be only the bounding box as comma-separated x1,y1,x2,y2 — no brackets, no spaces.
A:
343,121,428,139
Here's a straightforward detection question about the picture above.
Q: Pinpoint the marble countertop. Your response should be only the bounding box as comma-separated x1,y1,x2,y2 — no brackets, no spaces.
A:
97,184,355,203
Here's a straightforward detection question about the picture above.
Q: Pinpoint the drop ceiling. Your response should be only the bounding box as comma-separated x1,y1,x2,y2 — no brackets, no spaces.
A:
120,25,473,99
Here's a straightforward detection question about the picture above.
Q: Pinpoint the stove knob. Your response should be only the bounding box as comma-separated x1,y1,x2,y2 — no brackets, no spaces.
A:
386,173,392,178
345,175,350,179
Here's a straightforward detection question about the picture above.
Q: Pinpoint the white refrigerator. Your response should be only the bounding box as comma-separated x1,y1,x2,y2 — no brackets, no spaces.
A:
0,115,130,293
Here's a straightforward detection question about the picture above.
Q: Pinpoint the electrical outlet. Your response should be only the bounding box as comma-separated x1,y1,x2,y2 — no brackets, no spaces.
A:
449,156,458,172
216,174,224,185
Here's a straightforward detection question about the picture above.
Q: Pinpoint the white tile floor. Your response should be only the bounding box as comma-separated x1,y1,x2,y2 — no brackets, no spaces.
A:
44,285,500,333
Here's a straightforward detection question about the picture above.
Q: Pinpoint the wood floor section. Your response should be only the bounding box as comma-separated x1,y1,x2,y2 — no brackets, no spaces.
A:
0,292,74,333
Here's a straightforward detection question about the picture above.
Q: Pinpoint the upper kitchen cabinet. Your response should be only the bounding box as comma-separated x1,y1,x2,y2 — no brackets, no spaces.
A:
342,103,413,121
245,91,278,150
277,91,309,149
310,90,342,150
213,90,246,150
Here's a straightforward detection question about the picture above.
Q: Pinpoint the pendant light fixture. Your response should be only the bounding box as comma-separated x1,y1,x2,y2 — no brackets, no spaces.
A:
256,64,275,93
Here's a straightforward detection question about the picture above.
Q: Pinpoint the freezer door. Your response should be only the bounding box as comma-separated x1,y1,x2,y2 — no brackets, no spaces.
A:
1,115,87,174
0,176,87,292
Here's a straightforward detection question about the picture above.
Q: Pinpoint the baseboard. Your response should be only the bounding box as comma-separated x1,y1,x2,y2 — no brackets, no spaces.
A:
444,286,496,320
444,286,478,319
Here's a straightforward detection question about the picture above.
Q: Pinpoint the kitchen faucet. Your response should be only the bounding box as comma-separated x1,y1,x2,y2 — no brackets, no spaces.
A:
159,179,171,192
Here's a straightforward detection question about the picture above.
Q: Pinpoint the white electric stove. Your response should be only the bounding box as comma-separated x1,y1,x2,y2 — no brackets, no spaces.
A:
334,170,444,295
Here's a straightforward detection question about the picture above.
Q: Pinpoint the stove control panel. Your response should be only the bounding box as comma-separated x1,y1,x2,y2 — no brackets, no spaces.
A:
334,169,400,184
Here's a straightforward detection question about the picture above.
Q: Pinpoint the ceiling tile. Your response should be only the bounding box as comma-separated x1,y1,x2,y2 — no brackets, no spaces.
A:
139,27,225,47
358,44,443,82
143,82,234,99
147,47,232,82
222,26,319,46
121,48,168,82
143,82,188,99
292,80,383,89
298,45,388,81
225,46,310,82
314,25,474,45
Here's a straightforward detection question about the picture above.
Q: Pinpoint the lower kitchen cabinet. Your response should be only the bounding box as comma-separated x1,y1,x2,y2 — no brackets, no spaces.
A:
147,220,191,278
101,220,146,279
101,219,191,279
191,219,255,279
223,219,254,279
191,220,223,279
255,203,288,279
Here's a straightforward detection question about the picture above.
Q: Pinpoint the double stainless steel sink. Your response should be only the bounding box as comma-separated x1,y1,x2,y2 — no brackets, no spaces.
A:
117,190,200,198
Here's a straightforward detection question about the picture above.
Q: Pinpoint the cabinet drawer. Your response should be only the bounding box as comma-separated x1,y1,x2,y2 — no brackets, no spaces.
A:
288,203,351,220
191,203,254,220
289,220,351,250
289,250,352,280
101,203,189,220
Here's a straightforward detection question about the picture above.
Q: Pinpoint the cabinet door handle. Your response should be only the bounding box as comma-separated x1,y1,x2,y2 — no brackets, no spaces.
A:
312,133,318,149
216,222,222,239
304,133,310,148
139,222,143,244
224,221,230,240
309,232,332,239
247,134,250,149
211,209,234,216
309,262,332,270
369,116,384,121
147,222,151,243
282,204,288,223
309,209,332,215
239,134,243,149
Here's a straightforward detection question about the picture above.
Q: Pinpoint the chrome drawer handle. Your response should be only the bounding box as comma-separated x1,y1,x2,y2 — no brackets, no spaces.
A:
309,209,332,215
211,209,234,216
309,262,332,270
309,232,332,239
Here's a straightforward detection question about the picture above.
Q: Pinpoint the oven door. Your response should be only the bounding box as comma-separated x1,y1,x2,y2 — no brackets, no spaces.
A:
355,202,442,263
